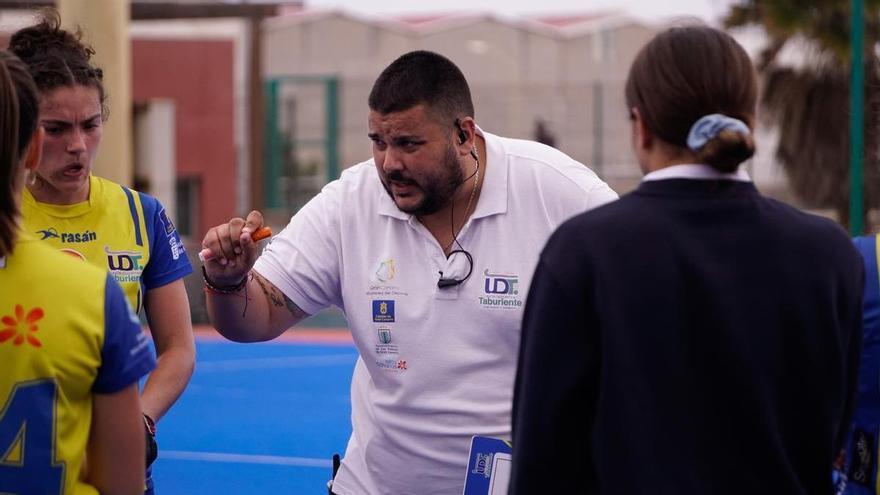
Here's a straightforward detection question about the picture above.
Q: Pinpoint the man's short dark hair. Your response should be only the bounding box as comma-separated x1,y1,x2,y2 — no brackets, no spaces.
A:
368,50,474,124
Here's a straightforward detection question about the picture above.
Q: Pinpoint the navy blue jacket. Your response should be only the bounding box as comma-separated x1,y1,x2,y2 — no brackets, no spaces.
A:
511,179,864,495
842,235,880,494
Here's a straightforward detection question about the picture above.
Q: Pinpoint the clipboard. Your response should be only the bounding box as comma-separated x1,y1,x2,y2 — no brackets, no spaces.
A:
462,436,513,495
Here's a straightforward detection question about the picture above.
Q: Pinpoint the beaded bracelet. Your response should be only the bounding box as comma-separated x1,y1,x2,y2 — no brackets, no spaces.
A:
201,265,247,294
202,266,252,317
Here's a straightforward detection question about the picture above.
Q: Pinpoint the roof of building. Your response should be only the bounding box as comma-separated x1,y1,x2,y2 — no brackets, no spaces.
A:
265,7,647,39
0,0,302,19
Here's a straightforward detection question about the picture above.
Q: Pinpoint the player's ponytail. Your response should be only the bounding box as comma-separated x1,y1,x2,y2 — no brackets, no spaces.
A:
0,51,40,257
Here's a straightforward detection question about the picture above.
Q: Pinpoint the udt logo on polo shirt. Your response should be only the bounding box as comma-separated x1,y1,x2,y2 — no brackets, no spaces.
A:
372,300,395,322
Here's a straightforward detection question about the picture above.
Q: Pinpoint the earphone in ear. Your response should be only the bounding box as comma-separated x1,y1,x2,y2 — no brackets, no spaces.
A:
455,118,467,145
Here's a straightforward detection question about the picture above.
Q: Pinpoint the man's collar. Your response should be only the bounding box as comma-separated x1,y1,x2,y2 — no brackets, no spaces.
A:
470,127,507,219
377,187,409,219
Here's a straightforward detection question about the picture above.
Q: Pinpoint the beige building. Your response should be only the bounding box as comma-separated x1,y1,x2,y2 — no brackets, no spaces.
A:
262,9,659,204
262,9,789,211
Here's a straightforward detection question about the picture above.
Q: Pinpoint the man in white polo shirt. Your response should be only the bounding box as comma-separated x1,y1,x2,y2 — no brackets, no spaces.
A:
200,50,617,494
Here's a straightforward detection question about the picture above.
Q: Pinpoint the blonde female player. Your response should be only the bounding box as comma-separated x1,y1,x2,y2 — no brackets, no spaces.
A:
0,49,154,495
9,12,194,494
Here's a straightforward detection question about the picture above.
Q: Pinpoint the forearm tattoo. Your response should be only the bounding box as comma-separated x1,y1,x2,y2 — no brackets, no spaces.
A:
252,272,308,320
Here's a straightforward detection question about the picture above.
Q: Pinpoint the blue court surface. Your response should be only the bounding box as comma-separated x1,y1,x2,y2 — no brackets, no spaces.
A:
151,337,358,494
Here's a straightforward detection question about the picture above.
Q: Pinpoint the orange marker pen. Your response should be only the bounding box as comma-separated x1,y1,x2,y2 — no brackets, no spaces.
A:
198,226,272,263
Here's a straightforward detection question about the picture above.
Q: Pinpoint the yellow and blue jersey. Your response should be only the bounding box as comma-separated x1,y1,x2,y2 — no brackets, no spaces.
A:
21,175,193,313
844,234,880,494
0,234,155,495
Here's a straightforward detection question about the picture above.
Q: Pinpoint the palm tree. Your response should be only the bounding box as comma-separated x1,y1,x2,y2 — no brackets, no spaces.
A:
725,0,880,230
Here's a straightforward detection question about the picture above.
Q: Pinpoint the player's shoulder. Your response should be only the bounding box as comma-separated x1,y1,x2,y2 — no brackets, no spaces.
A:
133,189,168,226
92,175,158,209
491,132,573,163
853,233,876,257
322,159,384,200
92,175,129,201
13,236,108,291
95,176,172,231
338,160,380,185
488,131,609,193
761,197,856,253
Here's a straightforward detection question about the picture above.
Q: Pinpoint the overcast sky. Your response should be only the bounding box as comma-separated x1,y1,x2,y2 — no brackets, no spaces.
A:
301,0,738,25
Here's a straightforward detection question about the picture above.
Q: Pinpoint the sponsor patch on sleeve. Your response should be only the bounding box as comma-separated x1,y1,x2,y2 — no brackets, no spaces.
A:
847,428,875,487
159,208,176,237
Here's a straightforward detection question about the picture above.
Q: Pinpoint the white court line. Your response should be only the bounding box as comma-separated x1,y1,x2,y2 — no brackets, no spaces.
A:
196,353,356,372
161,450,331,468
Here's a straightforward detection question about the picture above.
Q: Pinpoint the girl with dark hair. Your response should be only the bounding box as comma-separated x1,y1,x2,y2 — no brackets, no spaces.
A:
8,12,194,494
510,25,863,494
0,49,154,495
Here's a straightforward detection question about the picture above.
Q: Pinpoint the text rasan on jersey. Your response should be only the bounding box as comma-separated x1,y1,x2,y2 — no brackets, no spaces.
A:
36,227,97,243
479,269,523,309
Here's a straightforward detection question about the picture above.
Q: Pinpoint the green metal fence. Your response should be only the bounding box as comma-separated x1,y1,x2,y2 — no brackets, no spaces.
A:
264,75,339,213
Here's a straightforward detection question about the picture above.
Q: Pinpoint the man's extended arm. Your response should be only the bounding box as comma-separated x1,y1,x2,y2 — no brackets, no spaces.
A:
201,210,310,342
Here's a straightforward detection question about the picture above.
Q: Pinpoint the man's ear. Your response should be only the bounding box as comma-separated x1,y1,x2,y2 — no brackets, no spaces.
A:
22,127,43,173
455,116,477,156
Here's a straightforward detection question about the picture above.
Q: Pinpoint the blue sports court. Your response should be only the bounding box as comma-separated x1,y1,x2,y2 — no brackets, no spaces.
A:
151,335,357,494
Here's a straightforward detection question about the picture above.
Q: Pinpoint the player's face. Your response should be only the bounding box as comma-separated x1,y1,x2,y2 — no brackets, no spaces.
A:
30,85,103,204
369,104,464,217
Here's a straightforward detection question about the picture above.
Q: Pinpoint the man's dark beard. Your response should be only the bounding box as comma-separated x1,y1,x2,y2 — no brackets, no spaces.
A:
384,145,464,216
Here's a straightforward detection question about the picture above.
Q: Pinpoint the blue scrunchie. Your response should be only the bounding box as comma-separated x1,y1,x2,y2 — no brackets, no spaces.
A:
686,113,750,151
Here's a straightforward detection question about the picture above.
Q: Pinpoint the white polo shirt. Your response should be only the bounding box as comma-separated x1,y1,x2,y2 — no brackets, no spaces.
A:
254,129,617,495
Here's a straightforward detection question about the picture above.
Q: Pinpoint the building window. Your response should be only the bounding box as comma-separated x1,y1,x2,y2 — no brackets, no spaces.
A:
175,176,200,238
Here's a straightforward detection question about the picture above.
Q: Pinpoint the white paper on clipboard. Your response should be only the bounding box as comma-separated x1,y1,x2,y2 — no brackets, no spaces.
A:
487,452,512,495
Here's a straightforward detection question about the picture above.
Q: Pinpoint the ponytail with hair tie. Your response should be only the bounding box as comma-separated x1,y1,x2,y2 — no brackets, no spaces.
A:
686,114,751,151
686,113,755,173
